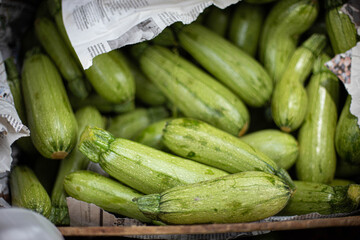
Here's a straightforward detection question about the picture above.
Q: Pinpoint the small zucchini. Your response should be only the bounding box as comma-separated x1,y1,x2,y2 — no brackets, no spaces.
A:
279,181,360,216
296,53,339,184
10,165,52,218
240,129,299,170
22,52,78,159
78,126,228,194
136,171,293,224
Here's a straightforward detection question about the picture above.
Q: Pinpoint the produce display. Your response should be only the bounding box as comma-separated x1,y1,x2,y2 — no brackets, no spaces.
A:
7,0,360,228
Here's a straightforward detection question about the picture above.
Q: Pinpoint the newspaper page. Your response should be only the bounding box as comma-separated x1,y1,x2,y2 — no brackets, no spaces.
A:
62,0,239,70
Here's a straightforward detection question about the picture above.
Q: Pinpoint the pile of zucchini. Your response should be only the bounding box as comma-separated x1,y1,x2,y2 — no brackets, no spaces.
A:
7,0,360,226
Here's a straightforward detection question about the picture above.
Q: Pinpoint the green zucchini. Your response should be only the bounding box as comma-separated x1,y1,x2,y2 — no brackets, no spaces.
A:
128,60,167,106
259,0,319,83
34,17,89,99
161,118,295,190
78,126,228,194
136,171,293,224
325,0,357,54
296,53,339,184
240,129,298,170
22,52,78,159
271,34,326,132
64,170,152,223
84,50,135,104
107,107,169,140
137,44,249,136
204,6,230,36
134,118,171,150
177,23,273,107
69,93,135,114
279,181,360,216
10,165,52,218
228,2,265,57
335,95,360,165
50,106,105,225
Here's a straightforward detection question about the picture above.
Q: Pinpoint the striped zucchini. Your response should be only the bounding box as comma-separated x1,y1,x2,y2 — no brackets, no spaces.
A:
137,44,249,136
22,52,78,159
50,106,105,225
136,171,293,224
335,95,360,165
204,6,230,36
10,165,52,218
271,34,326,132
296,53,339,184
240,129,299,170
84,50,135,104
279,181,360,216
64,170,152,223
128,60,167,106
34,17,89,99
69,93,135,114
228,2,265,57
325,0,357,54
177,23,273,107
135,118,171,151
259,0,319,83
162,118,295,190
78,126,228,194
107,107,169,140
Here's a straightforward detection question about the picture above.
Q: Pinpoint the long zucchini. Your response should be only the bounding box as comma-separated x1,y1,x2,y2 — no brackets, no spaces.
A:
84,50,135,104
64,170,153,223
78,126,228,194
177,23,273,107
22,52,78,159
240,129,298,170
136,171,293,224
10,165,52,218
161,118,295,190
50,106,105,225
325,0,357,54
335,95,360,166
137,44,249,136
296,53,339,184
271,34,326,132
279,181,360,216
35,17,89,99
228,2,265,57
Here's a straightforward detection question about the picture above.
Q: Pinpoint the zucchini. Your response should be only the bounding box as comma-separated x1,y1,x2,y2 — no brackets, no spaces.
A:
69,93,135,114
330,179,356,187
137,44,249,136
136,171,293,224
128,60,167,106
78,126,228,194
279,181,360,216
22,52,78,159
325,0,357,54
228,2,265,57
64,170,152,223
240,129,298,170
204,6,230,36
161,118,295,190
259,0,319,83
335,95,360,165
134,118,171,151
34,17,89,99
10,165,52,218
296,53,339,184
84,50,135,104
107,107,169,140
177,23,273,107
271,34,326,132
50,106,105,225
